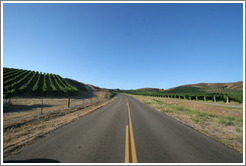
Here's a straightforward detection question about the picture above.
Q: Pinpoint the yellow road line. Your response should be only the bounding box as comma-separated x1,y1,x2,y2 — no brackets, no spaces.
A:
125,125,129,163
126,97,138,163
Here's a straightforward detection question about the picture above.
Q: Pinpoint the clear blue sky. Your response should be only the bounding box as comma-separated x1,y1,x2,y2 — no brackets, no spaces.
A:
3,3,243,90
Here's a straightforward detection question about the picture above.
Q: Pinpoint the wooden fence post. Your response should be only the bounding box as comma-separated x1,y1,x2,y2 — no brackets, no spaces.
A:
41,98,43,114
68,97,70,108
227,96,229,103
204,96,206,102
214,96,216,103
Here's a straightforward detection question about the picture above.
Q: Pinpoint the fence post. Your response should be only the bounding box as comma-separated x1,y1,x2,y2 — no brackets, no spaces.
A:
227,96,229,103
68,97,70,108
41,98,43,114
214,96,216,103
196,96,198,101
204,96,206,102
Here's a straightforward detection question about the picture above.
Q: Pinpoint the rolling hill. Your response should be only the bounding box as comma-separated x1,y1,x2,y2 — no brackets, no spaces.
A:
3,67,87,98
166,82,243,92
114,81,243,103
165,81,243,94
138,88,164,91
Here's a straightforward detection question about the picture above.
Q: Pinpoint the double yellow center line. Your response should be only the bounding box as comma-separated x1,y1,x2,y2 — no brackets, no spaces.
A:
125,97,138,163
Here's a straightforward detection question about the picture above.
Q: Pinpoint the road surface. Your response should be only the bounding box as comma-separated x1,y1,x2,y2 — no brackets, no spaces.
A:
4,94,243,163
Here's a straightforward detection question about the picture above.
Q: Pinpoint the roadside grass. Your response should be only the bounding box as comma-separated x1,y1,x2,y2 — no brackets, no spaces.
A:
223,106,242,110
3,91,106,125
3,96,116,158
132,95,243,153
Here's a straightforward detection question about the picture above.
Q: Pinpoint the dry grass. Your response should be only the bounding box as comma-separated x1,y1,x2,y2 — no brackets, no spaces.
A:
158,98,242,119
4,93,105,125
3,96,116,157
130,95,243,153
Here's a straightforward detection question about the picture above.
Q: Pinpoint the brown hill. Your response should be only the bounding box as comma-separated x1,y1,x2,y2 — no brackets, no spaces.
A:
166,81,243,92
138,88,164,91
87,84,108,91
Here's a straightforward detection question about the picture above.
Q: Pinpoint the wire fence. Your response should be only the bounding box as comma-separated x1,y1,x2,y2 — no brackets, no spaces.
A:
3,91,110,125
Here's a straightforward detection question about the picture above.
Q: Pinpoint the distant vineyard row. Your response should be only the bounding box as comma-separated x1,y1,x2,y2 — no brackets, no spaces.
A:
116,89,243,103
3,67,78,98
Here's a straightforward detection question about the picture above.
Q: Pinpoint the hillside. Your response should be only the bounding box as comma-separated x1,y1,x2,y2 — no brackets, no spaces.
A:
116,81,243,103
65,78,87,92
167,81,243,92
3,67,86,98
138,88,164,91
87,84,105,91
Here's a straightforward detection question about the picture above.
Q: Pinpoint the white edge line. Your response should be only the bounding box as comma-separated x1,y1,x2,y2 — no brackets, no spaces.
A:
1,1,245,166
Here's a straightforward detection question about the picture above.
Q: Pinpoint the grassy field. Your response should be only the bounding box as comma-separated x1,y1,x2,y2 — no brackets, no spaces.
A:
129,95,243,153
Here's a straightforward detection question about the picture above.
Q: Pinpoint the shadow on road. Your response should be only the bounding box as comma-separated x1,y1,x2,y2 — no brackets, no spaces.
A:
4,158,60,163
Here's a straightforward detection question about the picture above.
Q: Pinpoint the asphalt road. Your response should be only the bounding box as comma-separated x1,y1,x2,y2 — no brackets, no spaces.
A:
4,94,243,163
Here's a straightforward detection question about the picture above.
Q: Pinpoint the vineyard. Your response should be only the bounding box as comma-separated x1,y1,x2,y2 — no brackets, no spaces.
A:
113,82,243,103
3,67,82,98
